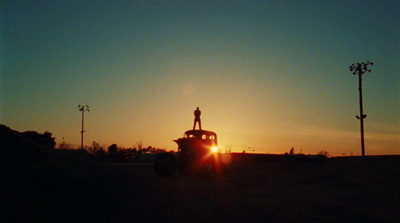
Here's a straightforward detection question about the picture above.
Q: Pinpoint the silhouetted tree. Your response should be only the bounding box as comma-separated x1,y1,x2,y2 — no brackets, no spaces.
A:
58,141,74,150
123,148,137,160
108,144,118,156
155,148,167,153
317,150,330,158
289,147,295,155
136,141,143,153
22,130,56,149
88,141,102,155
115,147,137,161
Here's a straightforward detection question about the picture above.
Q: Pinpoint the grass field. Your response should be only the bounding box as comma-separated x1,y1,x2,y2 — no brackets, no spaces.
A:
2,124,399,223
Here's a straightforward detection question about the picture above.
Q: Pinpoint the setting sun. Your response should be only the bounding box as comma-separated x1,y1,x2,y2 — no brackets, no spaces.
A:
211,146,219,153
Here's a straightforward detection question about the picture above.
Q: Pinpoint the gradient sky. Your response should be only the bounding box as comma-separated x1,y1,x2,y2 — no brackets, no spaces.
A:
2,0,399,155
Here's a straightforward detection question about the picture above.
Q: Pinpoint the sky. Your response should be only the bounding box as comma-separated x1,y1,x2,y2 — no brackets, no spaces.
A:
2,0,399,156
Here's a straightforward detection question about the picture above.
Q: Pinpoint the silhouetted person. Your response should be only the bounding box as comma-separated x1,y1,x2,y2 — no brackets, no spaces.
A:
193,107,202,130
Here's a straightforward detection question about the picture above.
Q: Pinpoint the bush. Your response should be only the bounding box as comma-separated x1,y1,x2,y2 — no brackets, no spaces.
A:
317,150,330,158
22,130,56,149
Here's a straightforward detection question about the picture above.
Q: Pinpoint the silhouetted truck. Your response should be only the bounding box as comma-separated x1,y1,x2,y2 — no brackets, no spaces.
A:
154,129,230,177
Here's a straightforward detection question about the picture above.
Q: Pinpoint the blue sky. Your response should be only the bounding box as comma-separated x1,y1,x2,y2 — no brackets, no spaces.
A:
2,0,399,155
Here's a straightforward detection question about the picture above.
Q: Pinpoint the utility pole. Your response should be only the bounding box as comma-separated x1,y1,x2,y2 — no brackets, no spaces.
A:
349,61,373,157
78,104,90,154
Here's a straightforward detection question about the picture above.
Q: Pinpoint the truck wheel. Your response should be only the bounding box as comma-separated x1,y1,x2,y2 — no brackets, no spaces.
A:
154,153,176,177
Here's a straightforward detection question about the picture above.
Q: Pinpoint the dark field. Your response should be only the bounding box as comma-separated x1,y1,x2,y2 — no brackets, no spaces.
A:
115,156,400,223
2,125,400,223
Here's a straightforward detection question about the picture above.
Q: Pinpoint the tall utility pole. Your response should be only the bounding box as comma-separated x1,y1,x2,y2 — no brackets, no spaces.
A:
78,104,90,154
349,61,373,157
